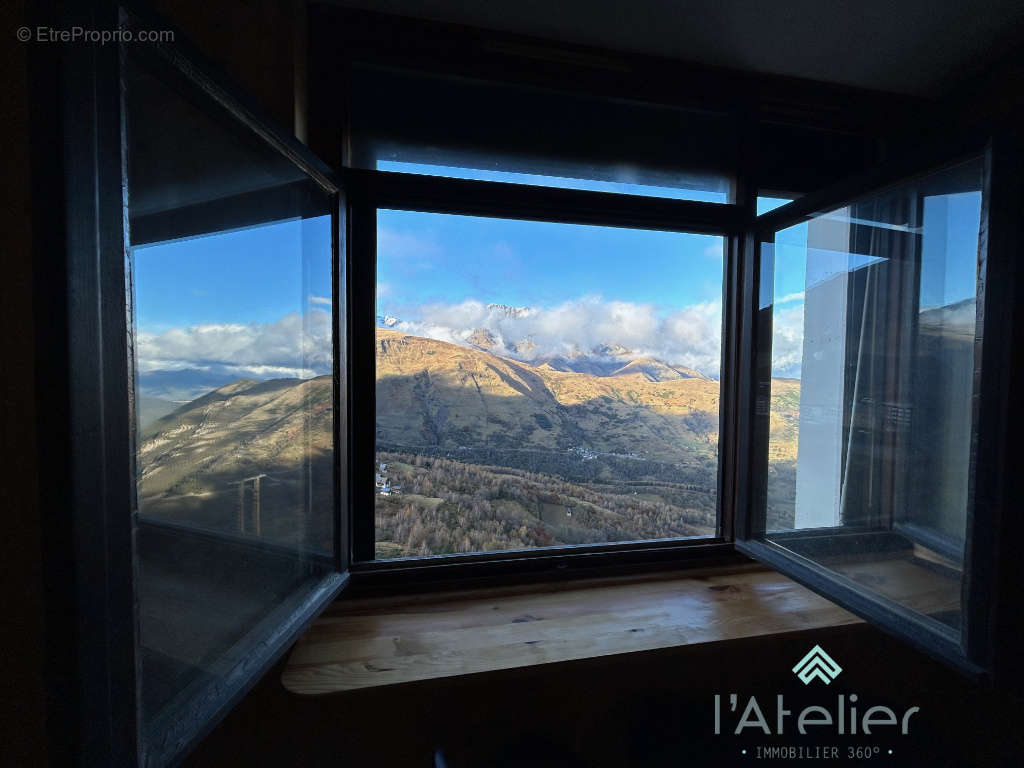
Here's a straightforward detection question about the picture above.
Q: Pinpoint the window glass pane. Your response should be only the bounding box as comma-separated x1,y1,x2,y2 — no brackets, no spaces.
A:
352,66,733,203
757,196,795,215
761,158,984,636
125,54,336,742
374,211,723,558
377,159,729,203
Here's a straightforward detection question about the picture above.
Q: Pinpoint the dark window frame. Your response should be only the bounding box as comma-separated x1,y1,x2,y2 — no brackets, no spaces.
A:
342,167,749,580
306,3,909,588
734,131,1021,683
49,3,351,765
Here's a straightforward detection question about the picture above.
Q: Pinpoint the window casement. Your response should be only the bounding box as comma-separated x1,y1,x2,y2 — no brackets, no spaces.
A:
344,170,743,574
47,3,1024,766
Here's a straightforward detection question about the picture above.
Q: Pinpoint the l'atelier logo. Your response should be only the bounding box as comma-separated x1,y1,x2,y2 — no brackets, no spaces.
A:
792,644,843,685
713,643,920,738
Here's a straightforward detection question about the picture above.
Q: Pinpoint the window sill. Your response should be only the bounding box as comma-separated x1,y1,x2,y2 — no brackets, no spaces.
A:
281,564,861,695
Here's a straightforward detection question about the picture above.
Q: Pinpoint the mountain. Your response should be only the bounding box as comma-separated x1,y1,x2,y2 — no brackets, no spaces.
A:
136,376,334,545
485,303,532,318
140,331,800,484
466,328,498,351
376,329,727,464
373,312,716,381
137,396,179,429
139,376,332,488
609,357,708,382
918,297,976,337
137,330,800,553
136,367,244,402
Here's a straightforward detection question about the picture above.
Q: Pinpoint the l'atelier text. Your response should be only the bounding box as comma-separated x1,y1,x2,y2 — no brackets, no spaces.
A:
714,695,919,735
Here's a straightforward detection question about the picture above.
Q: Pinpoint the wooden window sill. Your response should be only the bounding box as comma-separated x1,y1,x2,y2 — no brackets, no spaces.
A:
282,564,863,695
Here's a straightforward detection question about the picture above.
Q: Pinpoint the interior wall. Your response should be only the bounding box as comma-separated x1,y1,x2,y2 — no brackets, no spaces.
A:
150,0,307,139
1,0,47,763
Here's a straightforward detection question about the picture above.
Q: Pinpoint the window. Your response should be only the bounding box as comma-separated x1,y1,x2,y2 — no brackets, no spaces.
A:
740,155,994,669
131,211,335,730
376,160,729,202
107,31,345,766
56,6,1022,766
373,211,724,558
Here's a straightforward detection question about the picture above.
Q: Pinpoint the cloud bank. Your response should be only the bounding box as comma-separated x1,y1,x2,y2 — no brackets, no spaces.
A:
136,309,332,382
136,297,807,395
383,297,728,375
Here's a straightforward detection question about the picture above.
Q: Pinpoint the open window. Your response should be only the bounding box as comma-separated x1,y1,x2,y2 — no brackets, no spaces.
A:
54,4,1023,766
124,38,350,762
736,140,1020,682
57,6,349,765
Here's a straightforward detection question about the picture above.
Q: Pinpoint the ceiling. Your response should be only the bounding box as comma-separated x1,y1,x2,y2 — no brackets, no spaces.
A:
326,0,1024,96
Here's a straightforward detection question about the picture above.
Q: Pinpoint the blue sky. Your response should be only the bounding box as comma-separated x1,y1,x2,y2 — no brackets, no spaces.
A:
920,191,982,308
132,215,333,332
377,209,725,314
378,160,728,202
376,207,727,374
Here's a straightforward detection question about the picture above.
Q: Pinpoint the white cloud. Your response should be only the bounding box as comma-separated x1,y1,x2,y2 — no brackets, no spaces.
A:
770,303,805,378
309,295,332,306
775,291,805,304
137,309,332,379
704,242,724,259
384,297,725,376
137,294,804,386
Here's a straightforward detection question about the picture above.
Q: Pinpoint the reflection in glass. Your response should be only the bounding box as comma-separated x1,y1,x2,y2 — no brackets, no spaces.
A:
761,158,984,636
125,54,335,745
378,159,729,202
373,211,724,558
757,196,795,215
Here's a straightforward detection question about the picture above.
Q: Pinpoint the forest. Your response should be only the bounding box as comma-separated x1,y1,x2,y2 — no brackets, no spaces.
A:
374,449,717,558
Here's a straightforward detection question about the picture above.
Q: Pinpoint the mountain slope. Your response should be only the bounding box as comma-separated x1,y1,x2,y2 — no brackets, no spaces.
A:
375,329,726,464
139,331,801,505
139,376,332,496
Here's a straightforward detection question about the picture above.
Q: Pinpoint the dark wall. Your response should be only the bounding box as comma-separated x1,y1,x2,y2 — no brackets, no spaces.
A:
1,0,47,763
149,0,306,138
187,624,1024,767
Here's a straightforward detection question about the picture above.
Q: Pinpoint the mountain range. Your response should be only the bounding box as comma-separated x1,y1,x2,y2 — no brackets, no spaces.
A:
135,329,800,547
140,329,800,484
375,329,726,464
376,312,717,382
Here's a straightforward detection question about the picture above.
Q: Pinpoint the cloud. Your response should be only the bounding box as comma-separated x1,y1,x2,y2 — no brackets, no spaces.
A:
137,293,807,390
308,295,332,306
136,309,332,380
704,242,724,259
384,297,725,376
775,291,804,304
770,303,805,377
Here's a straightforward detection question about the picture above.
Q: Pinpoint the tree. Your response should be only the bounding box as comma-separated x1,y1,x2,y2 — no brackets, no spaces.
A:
684,410,716,443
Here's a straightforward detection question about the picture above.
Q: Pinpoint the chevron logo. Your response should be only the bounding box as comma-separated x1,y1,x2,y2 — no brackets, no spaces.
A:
792,644,843,685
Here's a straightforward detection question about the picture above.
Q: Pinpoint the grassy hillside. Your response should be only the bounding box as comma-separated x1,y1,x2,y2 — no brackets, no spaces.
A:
137,376,334,550
376,329,722,464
